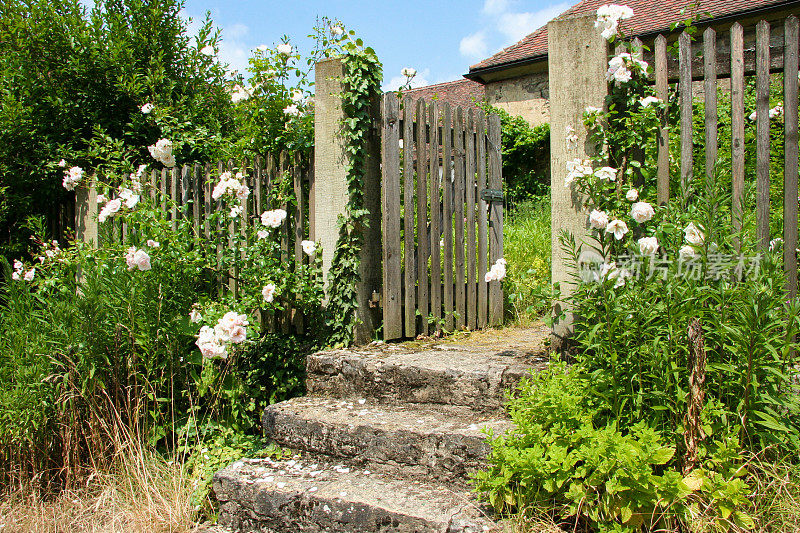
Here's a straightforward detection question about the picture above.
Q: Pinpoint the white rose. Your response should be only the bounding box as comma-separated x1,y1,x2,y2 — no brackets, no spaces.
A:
630,201,655,223
605,219,629,240
401,67,416,77
679,244,698,261
283,104,300,116
140,103,154,114
638,236,659,256
133,249,151,271
147,239,160,248
200,45,215,56
276,43,293,56
189,308,203,323
640,96,661,107
262,283,277,303
684,222,705,246
589,209,609,230
301,240,316,255
594,166,617,181
331,25,344,36
626,189,638,201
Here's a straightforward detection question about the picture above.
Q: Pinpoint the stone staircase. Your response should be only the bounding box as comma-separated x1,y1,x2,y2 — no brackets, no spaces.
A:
212,326,550,532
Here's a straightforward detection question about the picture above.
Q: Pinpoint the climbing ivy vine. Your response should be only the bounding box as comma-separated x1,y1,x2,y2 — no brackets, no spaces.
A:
325,42,382,347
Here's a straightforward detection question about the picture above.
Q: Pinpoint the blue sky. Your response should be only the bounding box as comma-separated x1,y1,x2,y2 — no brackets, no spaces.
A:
179,0,574,89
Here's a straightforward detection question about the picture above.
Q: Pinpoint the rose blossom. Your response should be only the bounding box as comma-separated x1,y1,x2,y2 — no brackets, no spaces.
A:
301,240,316,255
605,219,629,240
638,236,659,256
684,222,705,246
679,244,698,260
630,201,655,223
589,209,609,230
261,209,287,228
262,283,277,303
276,43,293,56
99,198,122,222
626,189,638,201
593,166,617,181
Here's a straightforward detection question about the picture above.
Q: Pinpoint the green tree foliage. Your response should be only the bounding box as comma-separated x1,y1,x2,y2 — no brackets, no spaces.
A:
0,0,233,259
479,103,550,204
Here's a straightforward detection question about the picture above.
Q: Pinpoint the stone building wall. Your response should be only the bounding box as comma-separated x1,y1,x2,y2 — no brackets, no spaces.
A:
484,71,550,127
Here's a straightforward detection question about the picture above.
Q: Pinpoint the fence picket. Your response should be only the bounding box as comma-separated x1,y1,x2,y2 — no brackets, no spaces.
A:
442,103,454,332
293,153,304,333
454,107,466,330
403,96,417,338
416,99,430,336
655,34,669,206
756,20,771,250
428,101,442,333
465,109,477,330
679,31,693,198
381,93,403,340
784,16,799,297
476,108,488,329
488,113,503,326
704,28,718,190
731,23,745,252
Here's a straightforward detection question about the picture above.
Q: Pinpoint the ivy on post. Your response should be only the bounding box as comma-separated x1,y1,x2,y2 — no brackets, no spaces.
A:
314,45,383,347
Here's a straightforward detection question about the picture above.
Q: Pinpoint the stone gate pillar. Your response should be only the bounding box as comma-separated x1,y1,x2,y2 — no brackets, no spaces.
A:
548,13,608,350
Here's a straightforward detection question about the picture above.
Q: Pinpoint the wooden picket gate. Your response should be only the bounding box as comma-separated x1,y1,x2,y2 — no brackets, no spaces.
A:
380,93,504,340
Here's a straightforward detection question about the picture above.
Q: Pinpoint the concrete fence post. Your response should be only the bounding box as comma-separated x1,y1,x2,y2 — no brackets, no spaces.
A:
75,180,99,246
548,13,608,350
313,57,382,345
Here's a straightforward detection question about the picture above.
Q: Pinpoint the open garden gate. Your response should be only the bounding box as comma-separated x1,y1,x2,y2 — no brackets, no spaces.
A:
380,93,504,340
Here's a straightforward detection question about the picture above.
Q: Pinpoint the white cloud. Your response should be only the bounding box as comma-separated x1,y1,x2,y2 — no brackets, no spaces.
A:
218,23,251,76
382,68,431,92
496,3,571,44
459,31,489,59
482,0,508,15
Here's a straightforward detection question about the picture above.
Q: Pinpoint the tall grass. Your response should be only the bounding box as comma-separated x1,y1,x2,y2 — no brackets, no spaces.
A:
0,428,197,533
503,197,551,323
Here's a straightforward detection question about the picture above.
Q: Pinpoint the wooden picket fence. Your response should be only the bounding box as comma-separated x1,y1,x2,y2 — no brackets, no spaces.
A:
380,93,504,340
641,15,799,295
96,152,314,334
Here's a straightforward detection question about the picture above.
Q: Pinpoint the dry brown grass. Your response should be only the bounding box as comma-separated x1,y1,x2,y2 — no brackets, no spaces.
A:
0,436,199,533
748,456,800,533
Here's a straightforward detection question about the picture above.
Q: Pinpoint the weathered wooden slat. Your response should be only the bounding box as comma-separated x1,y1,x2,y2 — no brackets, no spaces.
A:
679,31,693,198
453,107,466,330
756,20,771,250
160,168,168,218
293,154,304,333
704,27,718,189
381,93,403,340
476,108,488,329
193,164,201,243
428,101,442,333
465,109,477,330
204,164,212,242
442,103,454,332
785,16,799,297
731,23,745,252
254,155,263,231
487,113,503,326
416,99,430,336
181,165,191,220
171,167,178,231
655,34,670,206
279,152,290,333
403,96,416,338
215,162,224,296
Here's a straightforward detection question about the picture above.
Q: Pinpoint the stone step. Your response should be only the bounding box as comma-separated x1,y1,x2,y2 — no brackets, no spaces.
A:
262,396,513,482
306,328,549,411
214,456,502,533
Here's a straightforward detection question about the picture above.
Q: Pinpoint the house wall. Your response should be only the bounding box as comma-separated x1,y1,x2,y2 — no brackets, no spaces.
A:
484,71,550,127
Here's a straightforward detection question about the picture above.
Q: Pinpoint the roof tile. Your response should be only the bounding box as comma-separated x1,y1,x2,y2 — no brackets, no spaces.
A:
470,0,789,72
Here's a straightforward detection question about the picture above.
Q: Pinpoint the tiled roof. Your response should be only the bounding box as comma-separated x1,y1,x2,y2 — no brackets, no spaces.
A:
469,0,792,73
401,78,486,109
